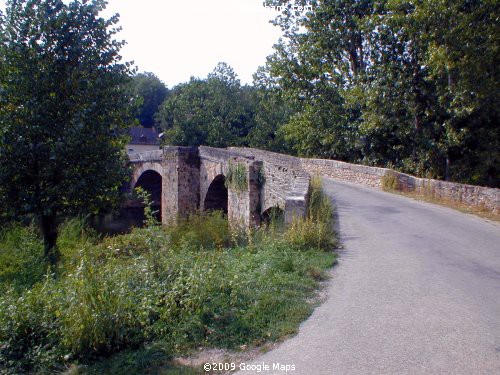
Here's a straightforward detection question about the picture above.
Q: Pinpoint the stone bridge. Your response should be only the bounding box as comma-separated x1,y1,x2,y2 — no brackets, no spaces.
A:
128,146,310,227
128,145,499,227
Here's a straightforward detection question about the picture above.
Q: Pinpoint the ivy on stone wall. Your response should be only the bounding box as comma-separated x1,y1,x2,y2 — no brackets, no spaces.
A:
256,166,266,189
225,161,248,192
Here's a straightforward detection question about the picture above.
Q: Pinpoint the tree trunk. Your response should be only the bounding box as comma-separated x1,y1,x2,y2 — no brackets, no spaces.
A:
445,157,450,181
410,41,424,132
40,213,59,266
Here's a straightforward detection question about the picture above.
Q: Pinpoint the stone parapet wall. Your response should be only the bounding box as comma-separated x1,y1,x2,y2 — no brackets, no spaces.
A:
260,163,305,207
388,171,499,213
129,149,163,163
301,157,498,214
230,147,499,214
229,148,310,221
228,147,302,169
129,145,498,226
284,175,310,224
300,158,386,189
199,146,249,163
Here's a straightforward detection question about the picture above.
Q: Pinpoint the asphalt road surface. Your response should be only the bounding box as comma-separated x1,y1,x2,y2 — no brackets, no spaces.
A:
236,178,500,375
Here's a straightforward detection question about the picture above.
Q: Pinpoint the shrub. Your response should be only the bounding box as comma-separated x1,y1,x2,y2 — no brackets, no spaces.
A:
0,276,63,374
134,187,160,228
168,211,231,249
57,218,99,271
74,342,175,375
59,257,144,357
285,218,335,251
0,224,47,292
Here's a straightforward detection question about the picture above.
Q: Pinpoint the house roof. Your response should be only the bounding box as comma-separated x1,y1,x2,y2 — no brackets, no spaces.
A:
129,126,160,145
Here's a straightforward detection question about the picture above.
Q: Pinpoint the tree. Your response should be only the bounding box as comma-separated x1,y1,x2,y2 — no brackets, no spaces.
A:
358,0,446,176
130,72,168,127
415,0,499,185
359,0,499,184
155,77,213,146
258,0,373,160
260,0,499,186
246,85,294,153
155,63,255,147
0,0,133,264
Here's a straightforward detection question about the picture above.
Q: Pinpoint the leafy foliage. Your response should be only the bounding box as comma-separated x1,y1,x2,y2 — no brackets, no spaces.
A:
381,172,400,192
155,62,295,152
134,187,160,227
155,63,255,147
129,72,169,127
286,175,336,251
0,224,47,293
246,87,294,153
259,0,499,187
0,0,134,261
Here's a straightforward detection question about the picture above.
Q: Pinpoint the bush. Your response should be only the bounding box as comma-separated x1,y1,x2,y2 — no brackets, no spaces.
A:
0,224,47,292
59,256,144,357
0,277,63,374
308,176,334,224
285,218,336,251
57,218,99,272
168,210,231,249
225,161,248,191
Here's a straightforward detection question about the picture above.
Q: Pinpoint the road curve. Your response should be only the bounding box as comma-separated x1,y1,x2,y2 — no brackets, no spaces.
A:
237,178,500,375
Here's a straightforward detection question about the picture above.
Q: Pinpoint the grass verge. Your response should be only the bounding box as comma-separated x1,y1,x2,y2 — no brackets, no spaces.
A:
381,171,498,221
0,179,337,374
384,189,499,221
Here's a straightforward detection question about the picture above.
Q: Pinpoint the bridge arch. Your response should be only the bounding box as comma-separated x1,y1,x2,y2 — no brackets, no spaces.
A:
203,174,228,214
130,163,163,190
131,167,163,222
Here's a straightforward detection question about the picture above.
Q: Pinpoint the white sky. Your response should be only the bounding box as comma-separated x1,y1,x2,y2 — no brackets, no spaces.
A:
0,0,283,87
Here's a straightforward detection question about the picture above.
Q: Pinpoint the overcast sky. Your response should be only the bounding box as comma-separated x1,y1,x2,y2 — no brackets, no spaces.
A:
0,0,283,87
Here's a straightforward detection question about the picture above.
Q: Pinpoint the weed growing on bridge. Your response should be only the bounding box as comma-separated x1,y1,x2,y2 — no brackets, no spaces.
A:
256,165,266,188
0,181,336,374
381,171,400,191
225,161,248,192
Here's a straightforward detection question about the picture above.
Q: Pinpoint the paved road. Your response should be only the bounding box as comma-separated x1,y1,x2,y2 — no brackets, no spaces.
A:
237,178,500,375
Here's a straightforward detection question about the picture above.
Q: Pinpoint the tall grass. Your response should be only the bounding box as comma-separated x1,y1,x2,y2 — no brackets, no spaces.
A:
285,176,337,251
381,171,400,191
0,179,337,374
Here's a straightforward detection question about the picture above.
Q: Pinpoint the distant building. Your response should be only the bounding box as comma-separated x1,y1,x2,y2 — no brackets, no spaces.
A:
127,126,161,155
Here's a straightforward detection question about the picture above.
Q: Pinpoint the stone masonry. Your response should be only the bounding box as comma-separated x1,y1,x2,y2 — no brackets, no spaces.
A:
129,147,499,228
129,146,310,228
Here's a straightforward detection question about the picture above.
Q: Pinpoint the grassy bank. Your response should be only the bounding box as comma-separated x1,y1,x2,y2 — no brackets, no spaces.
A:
0,178,336,374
